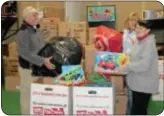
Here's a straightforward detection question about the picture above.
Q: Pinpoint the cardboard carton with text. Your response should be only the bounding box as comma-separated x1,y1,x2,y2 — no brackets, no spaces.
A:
30,83,72,115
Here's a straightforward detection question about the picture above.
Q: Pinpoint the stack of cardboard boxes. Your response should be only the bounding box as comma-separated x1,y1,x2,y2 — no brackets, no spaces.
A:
40,17,60,42
43,7,65,21
58,22,87,45
5,42,20,91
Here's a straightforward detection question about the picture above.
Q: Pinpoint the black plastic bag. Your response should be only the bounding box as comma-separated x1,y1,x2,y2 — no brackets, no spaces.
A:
32,36,83,77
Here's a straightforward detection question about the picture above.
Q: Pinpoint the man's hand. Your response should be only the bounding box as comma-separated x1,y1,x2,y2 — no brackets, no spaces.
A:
44,56,55,70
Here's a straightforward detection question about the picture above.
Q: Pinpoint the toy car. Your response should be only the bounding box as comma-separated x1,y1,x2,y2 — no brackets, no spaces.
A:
98,60,115,69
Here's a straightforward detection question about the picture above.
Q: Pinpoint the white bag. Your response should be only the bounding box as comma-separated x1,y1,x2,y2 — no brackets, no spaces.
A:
73,86,115,115
30,83,72,115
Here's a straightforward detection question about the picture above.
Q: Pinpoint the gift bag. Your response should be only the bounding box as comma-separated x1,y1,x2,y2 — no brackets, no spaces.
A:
95,26,123,52
30,83,72,115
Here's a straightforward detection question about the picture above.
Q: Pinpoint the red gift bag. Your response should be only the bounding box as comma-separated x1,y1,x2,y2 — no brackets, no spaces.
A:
95,26,123,52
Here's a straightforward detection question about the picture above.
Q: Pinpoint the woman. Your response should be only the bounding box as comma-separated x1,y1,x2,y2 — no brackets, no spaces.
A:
119,21,159,115
123,12,140,115
123,12,140,54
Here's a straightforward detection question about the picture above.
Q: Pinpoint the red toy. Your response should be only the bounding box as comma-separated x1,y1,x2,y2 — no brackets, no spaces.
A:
98,60,115,69
94,26,123,52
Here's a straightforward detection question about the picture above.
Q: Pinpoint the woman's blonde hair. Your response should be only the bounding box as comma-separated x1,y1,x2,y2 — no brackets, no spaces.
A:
124,12,140,29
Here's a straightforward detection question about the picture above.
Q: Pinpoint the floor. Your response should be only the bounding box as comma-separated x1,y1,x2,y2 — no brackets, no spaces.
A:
1,86,164,115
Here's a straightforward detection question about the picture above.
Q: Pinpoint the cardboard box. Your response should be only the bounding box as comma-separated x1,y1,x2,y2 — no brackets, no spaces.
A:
88,28,97,45
7,70,19,76
110,76,125,94
8,42,17,58
58,22,87,45
2,56,8,77
73,85,115,115
8,41,17,50
43,77,54,85
73,22,87,45
81,59,85,72
82,45,85,59
58,22,74,37
85,44,97,74
40,17,60,42
5,76,20,91
7,71,19,76
30,83,72,115
43,7,65,20
6,58,19,76
115,95,127,115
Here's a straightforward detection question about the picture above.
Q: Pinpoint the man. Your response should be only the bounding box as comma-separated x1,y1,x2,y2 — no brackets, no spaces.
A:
16,6,55,114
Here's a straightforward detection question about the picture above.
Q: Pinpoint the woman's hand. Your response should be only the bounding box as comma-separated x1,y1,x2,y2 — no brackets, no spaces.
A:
117,64,128,72
44,56,55,70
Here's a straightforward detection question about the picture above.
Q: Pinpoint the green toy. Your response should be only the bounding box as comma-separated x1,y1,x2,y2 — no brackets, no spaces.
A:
88,72,107,83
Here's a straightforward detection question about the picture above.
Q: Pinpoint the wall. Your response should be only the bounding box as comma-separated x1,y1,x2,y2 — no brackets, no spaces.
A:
80,1,142,31
80,1,163,31
142,1,163,10
65,2,82,21
17,1,163,29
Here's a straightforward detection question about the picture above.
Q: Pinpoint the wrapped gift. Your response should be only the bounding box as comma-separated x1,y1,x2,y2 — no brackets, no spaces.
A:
94,51,129,74
95,26,123,52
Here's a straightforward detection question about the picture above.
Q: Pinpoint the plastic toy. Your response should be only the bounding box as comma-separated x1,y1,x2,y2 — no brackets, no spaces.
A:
55,65,86,86
88,72,108,84
87,82,112,87
94,51,130,74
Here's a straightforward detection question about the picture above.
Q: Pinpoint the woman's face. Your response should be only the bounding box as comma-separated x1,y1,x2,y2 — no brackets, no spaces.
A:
135,24,150,38
128,19,137,30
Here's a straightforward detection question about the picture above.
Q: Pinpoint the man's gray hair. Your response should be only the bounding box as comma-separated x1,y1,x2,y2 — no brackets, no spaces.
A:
22,6,43,20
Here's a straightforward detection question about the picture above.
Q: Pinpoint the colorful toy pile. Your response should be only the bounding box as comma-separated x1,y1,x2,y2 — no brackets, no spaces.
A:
55,65,86,86
94,51,130,74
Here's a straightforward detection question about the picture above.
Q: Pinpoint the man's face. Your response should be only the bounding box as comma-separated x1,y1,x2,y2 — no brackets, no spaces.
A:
28,12,39,26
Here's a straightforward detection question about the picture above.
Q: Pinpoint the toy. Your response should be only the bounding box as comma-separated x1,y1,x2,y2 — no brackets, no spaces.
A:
94,26,123,52
94,51,130,74
87,82,112,87
88,72,108,84
55,65,86,86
